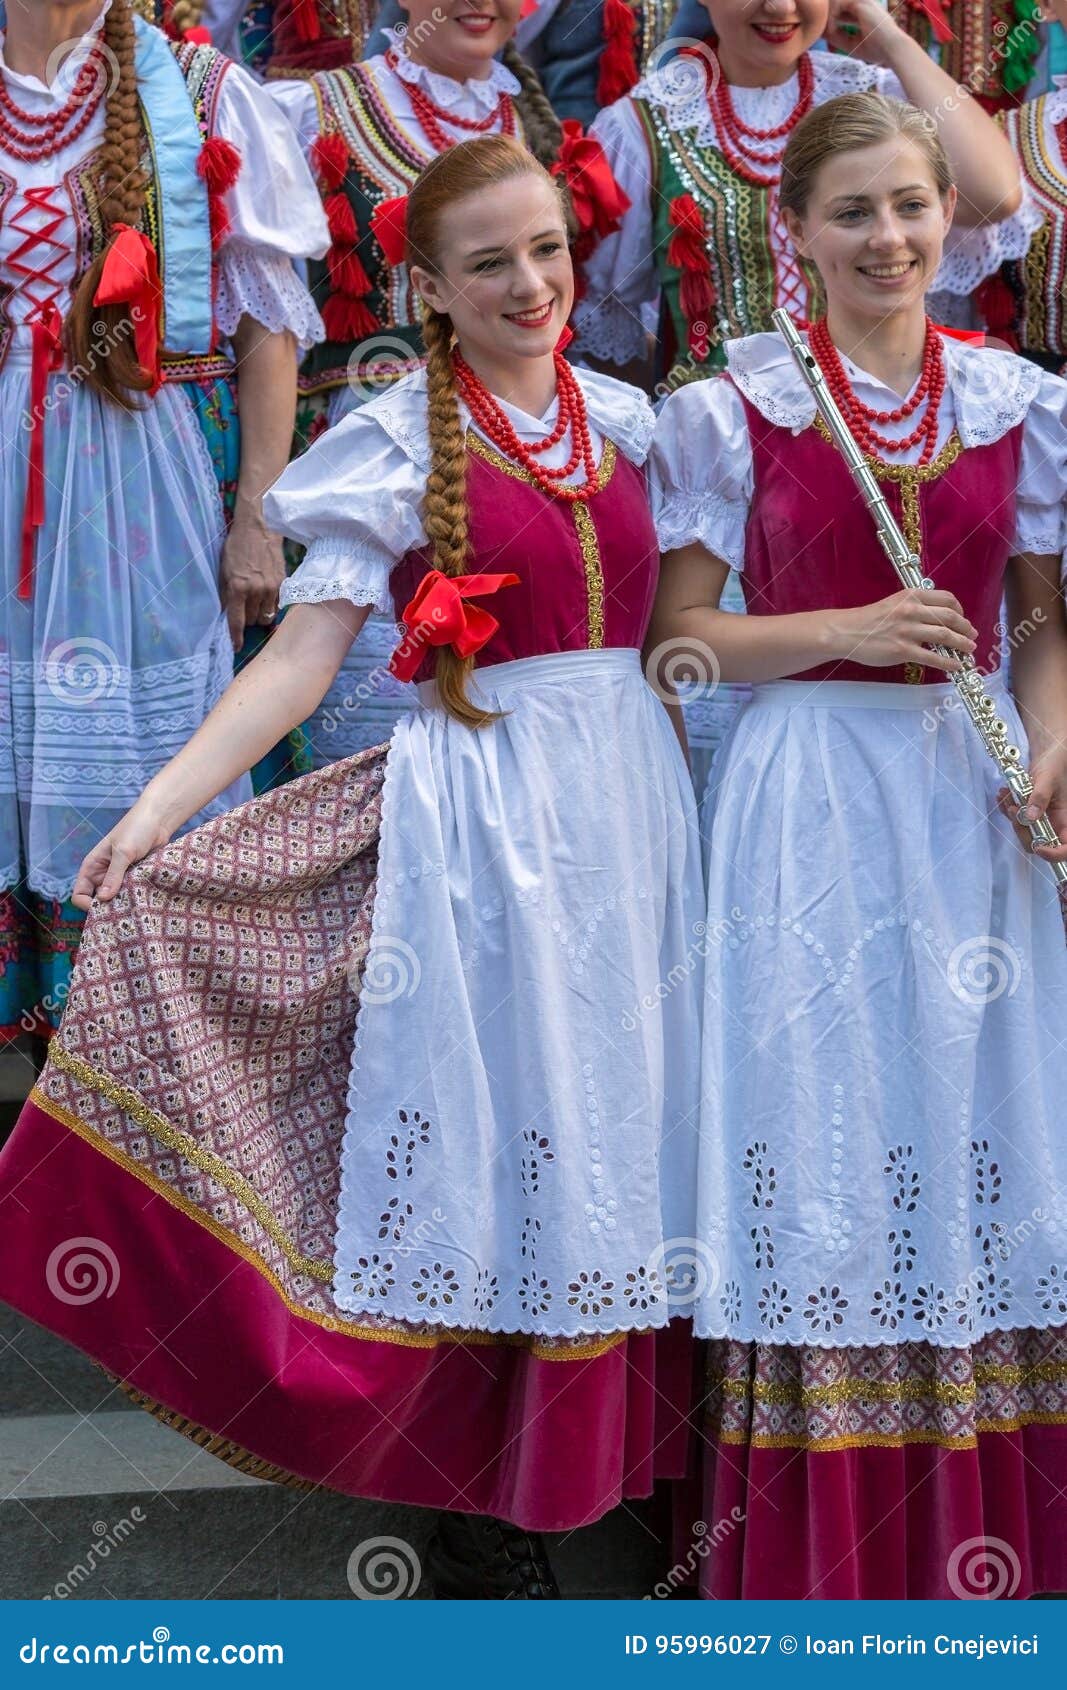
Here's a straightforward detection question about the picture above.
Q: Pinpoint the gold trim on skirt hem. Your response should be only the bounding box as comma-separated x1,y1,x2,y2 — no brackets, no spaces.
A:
714,1414,1067,1454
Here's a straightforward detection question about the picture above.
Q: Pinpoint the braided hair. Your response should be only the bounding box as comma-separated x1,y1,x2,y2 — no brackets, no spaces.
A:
500,40,562,170
65,0,153,406
406,136,571,727
167,1,207,30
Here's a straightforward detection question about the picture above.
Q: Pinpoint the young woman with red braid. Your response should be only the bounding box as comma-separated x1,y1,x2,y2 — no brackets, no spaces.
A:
0,135,706,1600
265,0,629,772
0,0,327,1049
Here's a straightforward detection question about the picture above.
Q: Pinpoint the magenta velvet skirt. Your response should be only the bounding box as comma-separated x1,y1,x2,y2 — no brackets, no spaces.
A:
0,745,696,1531
668,1335,1067,1599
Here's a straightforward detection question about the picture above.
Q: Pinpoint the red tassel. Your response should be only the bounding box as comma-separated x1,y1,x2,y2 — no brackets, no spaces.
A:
209,194,232,251
975,272,1020,353
597,0,639,108
313,133,349,191
197,136,242,196
325,190,358,244
292,0,323,45
327,247,373,297
667,194,714,361
322,292,379,342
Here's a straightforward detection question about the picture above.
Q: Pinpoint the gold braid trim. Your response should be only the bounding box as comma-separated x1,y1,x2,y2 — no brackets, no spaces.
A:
465,432,615,651
715,1414,1067,1454
99,1368,322,1492
32,1071,632,1361
46,1042,333,1284
812,417,964,684
710,1359,1067,1410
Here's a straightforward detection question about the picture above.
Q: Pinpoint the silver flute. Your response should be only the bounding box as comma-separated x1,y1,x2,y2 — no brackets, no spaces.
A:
772,307,1067,888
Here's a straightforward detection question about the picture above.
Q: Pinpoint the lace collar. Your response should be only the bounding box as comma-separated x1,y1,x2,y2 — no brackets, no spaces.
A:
379,45,521,115
1045,77,1067,126
724,329,1043,446
0,0,110,98
363,364,655,469
631,46,880,152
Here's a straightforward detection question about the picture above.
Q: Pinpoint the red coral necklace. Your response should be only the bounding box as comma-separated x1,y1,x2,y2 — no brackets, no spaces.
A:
698,47,815,188
453,348,600,503
385,48,516,153
0,47,107,160
808,314,946,466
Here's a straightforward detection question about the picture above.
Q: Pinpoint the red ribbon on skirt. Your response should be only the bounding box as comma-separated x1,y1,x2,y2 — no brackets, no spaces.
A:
19,303,65,602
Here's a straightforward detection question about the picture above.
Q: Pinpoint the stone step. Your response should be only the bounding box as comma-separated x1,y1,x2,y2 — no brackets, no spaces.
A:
0,1407,667,1600
2,1308,139,1417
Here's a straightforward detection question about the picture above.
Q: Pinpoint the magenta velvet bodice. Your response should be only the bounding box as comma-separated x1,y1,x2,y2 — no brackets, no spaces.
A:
736,389,1024,685
388,436,660,685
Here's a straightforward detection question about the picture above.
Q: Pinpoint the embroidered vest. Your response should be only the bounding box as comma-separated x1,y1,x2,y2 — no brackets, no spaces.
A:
888,0,1033,106
632,94,819,389
389,435,658,683
991,95,1067,363
302,61,526,397
737,388,1023,686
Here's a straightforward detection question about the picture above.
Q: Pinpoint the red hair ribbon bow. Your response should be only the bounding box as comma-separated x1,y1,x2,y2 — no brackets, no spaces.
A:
390,568,520,681
933,324,986,345
371,195,410,267
551,120,631,244
93,223,163,395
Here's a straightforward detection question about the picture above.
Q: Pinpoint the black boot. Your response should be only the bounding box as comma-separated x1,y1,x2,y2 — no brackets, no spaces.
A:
426,1510,561,1599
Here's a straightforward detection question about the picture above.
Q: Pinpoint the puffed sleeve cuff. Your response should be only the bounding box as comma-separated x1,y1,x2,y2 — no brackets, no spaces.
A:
214,62,330,259
571,294,649,366
933,186,1045,296
1013,368,1067,556
278,536,396,616
214,243,326,349
652,490,749,570
263,391,429,607
647,376,752,567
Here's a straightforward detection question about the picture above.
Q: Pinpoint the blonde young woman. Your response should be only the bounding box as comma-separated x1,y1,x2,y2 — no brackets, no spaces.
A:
648,92,1067,1599
0,136,705,1600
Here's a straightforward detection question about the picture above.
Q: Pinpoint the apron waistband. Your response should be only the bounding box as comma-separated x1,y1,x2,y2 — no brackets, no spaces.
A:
416,646,642,707
747,673,1008,711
